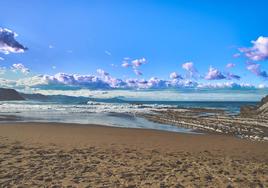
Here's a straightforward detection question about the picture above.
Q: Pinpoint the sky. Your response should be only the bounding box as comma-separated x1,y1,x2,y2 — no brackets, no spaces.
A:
0,0,268,91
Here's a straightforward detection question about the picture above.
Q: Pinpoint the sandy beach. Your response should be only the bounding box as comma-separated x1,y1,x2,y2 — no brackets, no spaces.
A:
0,123,267,187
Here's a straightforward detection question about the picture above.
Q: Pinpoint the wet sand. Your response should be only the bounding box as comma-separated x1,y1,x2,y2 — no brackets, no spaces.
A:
0,123,267,187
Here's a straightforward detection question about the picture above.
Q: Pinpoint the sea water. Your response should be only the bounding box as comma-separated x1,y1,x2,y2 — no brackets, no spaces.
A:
0,96,257,134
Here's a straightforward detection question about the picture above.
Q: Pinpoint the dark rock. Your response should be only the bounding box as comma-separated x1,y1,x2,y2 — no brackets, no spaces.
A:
240,105,257,117
240,95,268,117
259,95,268,107
0,88,25,101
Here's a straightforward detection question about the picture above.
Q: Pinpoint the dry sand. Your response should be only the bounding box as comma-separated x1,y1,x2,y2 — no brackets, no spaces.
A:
0,123,267,187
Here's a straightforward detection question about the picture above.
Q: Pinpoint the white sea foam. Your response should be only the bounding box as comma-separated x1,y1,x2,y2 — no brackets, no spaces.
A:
0,101,172,114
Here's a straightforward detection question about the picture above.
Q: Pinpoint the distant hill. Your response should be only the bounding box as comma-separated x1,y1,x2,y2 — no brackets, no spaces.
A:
240,95,268,117
20,93,49,101
20,93,90,104
0,88,25,101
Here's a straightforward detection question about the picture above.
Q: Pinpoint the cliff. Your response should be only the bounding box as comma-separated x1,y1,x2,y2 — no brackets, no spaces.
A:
240,95,268,117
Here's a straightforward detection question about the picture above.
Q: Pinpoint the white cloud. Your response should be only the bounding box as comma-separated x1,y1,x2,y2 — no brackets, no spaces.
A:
0,72,265,92
96,69,109,77
169,72,183,79
239,36,268,61
11,63,30,75
226,63,235,68
121,57,131,68
121,62,130,67
146,77,168,89
0,28,27,54
205,66,226,80
133,69,143,76
121,57,147,76
226,73,241,80
246,63,268,79
182,61,199,79
0,67,264,92
0,57,4,61
132,58,146,67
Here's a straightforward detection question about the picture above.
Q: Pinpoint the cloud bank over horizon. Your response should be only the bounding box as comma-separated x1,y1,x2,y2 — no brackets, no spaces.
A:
0,71,266,93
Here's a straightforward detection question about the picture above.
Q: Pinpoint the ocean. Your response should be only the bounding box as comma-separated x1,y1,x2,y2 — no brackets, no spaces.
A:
0,94,258,133
1,88,266,133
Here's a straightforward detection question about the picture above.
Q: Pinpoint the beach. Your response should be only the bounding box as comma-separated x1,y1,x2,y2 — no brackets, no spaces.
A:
1,0,268,187
0,122,267,187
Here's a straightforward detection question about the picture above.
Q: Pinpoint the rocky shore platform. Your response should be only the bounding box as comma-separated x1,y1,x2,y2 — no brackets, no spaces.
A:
141,96,268,141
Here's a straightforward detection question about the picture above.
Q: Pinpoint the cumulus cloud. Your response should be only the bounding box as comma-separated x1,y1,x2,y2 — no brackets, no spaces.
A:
121,57,146,76
121,57,131,67
107,78,127,88
132,58,146,67
246,63,268,79
146,77,168,89
96,69,109,77
11,63,30,75
182,61,199,79
226,63,235,68
239,36,268,61
205,66,226,80
169,72,183,79
41,73,111,89
0,28,28,54
182,61,194,71
133,69,143,76
0,71,265,91
121,62,130,67
226,73,241,80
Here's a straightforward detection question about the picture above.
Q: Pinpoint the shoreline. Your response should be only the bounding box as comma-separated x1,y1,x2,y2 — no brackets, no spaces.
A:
1,95,268,141
1,122,267,154
1,105,268,142
0,122,267,153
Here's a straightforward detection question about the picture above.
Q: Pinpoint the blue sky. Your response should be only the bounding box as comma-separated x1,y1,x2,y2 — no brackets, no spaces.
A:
0,0,268,90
